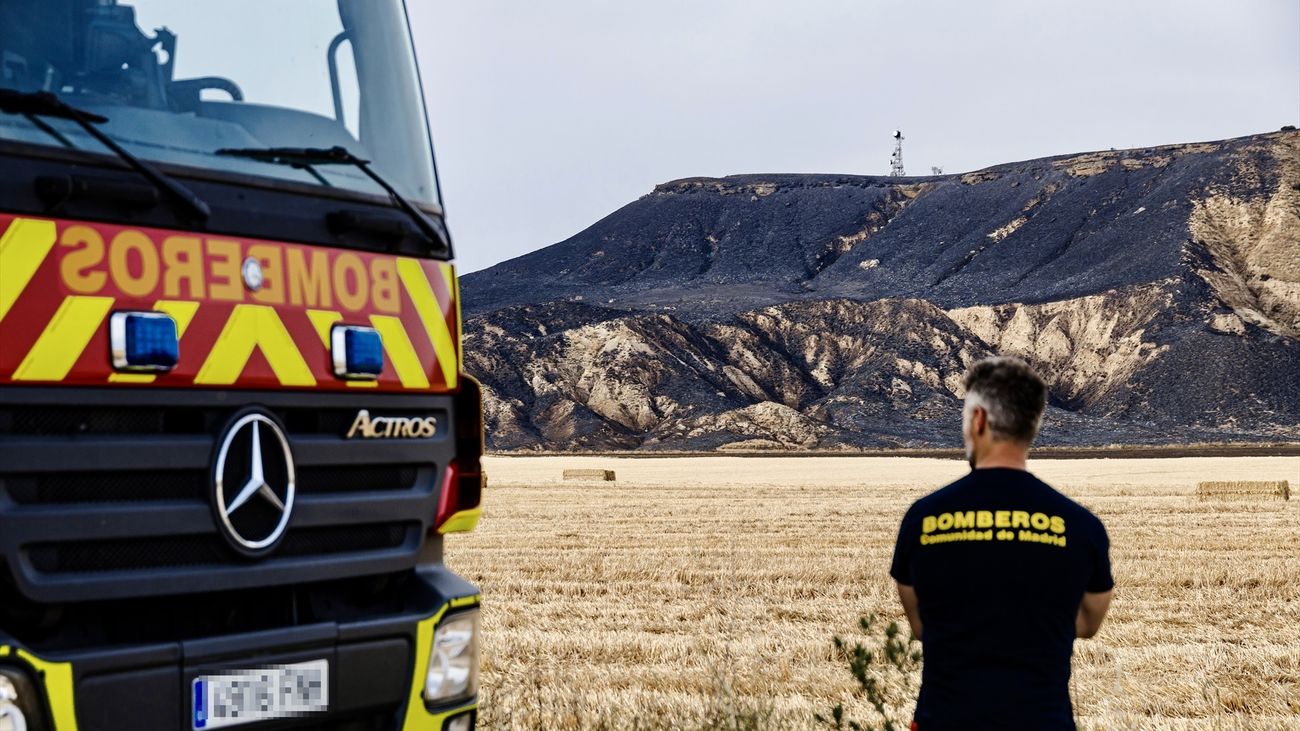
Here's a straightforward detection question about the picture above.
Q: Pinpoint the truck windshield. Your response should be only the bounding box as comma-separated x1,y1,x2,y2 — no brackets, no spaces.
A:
0,0,440,207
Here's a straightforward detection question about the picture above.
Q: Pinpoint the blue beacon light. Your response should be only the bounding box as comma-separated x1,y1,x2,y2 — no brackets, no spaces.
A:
332,325,384,379
109,312,179,371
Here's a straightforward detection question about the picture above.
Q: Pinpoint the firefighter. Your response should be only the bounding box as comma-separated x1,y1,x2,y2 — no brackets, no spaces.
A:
890,356,1114,730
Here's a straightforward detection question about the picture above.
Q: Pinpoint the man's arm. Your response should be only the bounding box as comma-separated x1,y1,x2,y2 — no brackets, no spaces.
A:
1076,589,1113,639
1078,515,1115,639
896,582,922,640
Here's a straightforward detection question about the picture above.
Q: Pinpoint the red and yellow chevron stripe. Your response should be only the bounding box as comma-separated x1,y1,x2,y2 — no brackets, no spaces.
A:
0,213,460,392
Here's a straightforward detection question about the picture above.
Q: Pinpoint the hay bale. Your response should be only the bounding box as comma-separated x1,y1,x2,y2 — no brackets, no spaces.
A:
1196,480,1290,501
562,468,616,482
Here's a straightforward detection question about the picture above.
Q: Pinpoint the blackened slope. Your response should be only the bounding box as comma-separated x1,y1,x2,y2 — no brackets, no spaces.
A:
1092,292,1300,437
460,131,1300,450
465,133,1291,316
463,303,748,451
464,296,1284,451
463,175,927,314
464,298,986,451
812,137,1282,307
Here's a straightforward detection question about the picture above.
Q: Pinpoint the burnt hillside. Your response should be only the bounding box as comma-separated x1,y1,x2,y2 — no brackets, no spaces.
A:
462,131,1300,451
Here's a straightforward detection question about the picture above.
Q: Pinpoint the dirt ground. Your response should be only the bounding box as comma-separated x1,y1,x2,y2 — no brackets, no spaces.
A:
445,456,1300,730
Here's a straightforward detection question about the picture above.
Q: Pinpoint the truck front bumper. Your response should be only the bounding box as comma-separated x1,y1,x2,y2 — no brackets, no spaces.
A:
0,567,479,731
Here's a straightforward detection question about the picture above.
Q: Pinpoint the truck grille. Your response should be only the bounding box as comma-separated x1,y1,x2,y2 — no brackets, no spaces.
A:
0,403,437,437
6,469,210,504
5,465,422,504
0,388,456,603
28,524,414,574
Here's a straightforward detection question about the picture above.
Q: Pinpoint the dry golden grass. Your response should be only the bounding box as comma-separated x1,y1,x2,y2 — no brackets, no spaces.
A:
561,468,618,482
445,456,1300,730
1197,480,1291,501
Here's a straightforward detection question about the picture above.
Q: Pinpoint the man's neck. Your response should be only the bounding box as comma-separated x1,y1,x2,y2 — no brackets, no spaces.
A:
974,442,1029,471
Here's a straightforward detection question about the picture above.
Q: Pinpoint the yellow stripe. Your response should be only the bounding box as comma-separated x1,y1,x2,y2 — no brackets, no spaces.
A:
445,263,464,373
397,259,457,389
370,315,431,389
108,373,158,383
441,262,456,294
108,300,201,383
306,309,343,347
14,296,114,381
10,647,79,730
437,507,482,534
400,598,481,730
157,299,200,337
450,594,481,608
0,217,58,326
194,305,315,386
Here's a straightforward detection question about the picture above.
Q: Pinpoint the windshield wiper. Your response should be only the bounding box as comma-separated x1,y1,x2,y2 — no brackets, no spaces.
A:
215,146,449,254
0,88,211,223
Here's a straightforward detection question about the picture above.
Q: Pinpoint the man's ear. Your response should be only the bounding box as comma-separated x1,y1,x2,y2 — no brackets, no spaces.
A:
973,406,987,436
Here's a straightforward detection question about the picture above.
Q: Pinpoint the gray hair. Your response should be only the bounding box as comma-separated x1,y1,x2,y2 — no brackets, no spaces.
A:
962,357,1047,443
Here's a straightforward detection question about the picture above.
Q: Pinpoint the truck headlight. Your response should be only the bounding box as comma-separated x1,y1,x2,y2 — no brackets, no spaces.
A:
423,610,479,706
0,668,44,731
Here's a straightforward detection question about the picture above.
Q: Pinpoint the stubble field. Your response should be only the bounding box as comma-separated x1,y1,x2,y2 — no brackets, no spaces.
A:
445,456,1300,730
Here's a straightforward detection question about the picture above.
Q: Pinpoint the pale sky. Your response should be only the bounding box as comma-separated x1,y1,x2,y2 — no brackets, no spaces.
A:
409,0,1300,274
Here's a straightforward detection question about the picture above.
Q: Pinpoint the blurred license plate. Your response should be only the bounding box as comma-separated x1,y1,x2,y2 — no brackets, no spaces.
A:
192,659,328,729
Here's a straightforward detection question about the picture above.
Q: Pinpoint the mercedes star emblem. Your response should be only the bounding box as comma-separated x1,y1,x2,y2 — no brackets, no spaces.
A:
212,412,295,554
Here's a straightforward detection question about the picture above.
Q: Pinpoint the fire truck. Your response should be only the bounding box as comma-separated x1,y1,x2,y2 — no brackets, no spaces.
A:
0,1,483,729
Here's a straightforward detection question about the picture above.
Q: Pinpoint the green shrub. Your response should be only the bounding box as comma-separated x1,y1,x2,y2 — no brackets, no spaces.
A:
815,614,922,731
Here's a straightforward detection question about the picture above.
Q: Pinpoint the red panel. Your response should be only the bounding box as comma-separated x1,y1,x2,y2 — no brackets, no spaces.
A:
0,213,459,393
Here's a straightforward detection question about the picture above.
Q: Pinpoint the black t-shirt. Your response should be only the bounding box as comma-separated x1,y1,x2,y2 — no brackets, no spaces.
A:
889,468,1114,731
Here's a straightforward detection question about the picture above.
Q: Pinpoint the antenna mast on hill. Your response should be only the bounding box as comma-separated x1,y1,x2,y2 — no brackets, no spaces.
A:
890,130,905,176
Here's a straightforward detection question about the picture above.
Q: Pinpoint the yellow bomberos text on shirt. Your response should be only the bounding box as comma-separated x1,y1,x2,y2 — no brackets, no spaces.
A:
919,510,1067,547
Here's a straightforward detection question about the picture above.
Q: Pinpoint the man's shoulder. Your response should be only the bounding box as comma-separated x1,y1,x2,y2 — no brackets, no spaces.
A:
1030,474,1108,531
904,473,975,515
